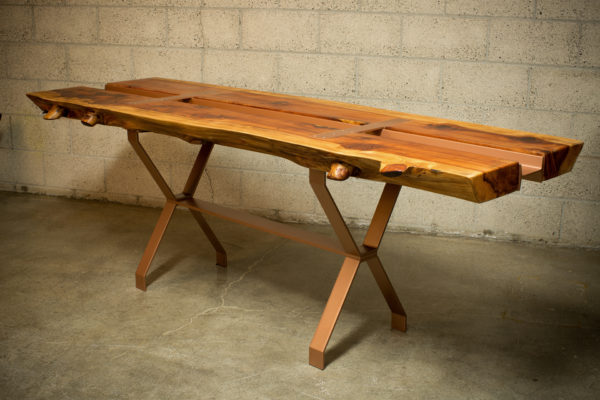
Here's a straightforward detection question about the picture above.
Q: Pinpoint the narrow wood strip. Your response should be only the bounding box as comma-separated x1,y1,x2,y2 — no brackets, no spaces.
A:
379,129,543,178
314,118,408,139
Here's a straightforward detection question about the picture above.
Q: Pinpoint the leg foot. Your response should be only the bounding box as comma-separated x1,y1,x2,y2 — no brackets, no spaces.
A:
309,346,325,370
216,251,227,268
136,273,147,291
391,312,407,332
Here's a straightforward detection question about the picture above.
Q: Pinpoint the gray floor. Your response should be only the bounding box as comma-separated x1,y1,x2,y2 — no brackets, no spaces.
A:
0,191,599,399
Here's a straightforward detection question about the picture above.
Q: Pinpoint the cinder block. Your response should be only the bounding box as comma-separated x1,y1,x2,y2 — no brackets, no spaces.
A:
35,6,97,43
560,201,600,247
320,13,402,56
201,9,240,49
39,80,81,90
0,149,14,183
11,115,70,153
352,97,401,112
389,187,477,233
19,185,74,198
133,48,203,82
6,43,67,80
537,0,600,21
571,114,600,157
204,0,280,7
0,44,5,79
473,195,562,242
402,16,487,60
325,178,385,220
357,58,440,101
361,0,443,13
280,0,359,10
205,167,242,206
520,158,600,201
489,20,579,65
99,7,166,46
45,153,105,192
68,0,171,5
0,115,10,149
580,23,600,67
446,0,534,17
0,6,32,41
68,45,132,83
241,170,314,213
170,163,212,202
208,146,305,175
13,150,45,186
137,195,166,208
279,54,355,96
70,121,133,158
480,108,572,137
171,164,244,208
242,10,318,52
137,131,197,164
0,79,40,114
167,8,203,48
442,62,529,107
530,67,600,113
105,157,168,198
203,50,278,91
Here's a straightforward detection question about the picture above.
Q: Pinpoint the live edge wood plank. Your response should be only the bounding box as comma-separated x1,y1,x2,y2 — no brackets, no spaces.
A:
26,78,583,203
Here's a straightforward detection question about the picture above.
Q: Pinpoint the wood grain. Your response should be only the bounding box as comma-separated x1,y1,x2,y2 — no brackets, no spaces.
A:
26,78,583,203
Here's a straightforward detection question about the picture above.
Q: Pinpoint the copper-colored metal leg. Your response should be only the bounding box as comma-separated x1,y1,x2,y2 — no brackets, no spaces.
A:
366,255,407,332
190,210,227,267
309,257,361,369
135,200,177,291
308,172,406,369
128,130,226,289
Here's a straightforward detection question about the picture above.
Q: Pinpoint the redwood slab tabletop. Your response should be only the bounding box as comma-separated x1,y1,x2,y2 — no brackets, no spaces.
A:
27,78,583,202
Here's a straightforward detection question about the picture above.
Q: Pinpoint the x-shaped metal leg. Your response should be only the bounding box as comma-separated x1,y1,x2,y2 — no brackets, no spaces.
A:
127,130,226,291
308,170,406,369
128,129,406,369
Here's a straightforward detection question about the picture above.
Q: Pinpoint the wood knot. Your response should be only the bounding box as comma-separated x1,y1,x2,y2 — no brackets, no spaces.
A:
327,162,355,181
380,164,408,177
81,112,98,127
43,105,64,120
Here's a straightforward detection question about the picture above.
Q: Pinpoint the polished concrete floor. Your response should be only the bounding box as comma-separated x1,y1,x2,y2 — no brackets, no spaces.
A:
0,191,599,399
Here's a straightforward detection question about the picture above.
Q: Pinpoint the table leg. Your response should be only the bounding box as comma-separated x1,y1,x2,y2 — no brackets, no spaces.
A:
127,130,227,289
308,170,406,369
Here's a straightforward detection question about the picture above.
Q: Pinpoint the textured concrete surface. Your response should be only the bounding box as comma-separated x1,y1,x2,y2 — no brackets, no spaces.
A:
1,191,599,399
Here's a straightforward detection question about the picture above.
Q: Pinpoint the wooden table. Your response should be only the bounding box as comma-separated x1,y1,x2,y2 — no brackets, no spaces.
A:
27,78,583,369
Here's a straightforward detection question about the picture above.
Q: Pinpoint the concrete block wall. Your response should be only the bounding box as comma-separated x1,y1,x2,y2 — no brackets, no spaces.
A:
0,0,598,248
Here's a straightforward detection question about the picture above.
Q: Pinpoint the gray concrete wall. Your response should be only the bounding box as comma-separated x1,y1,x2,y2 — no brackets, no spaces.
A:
0,0,598,248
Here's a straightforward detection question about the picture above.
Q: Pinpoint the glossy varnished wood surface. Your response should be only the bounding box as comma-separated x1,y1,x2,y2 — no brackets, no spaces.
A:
27,78,583,203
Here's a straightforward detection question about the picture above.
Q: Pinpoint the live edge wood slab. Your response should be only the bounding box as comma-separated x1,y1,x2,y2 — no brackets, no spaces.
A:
27,78,582,203
27,78,583,370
